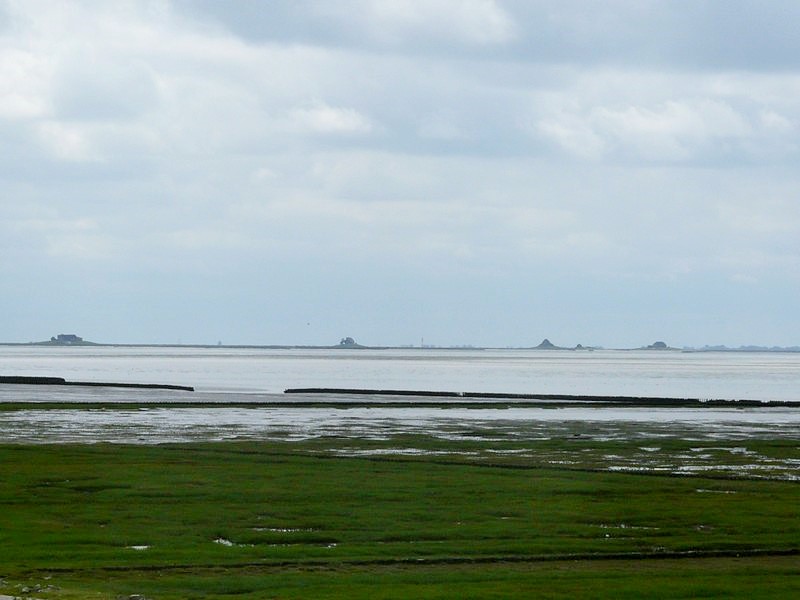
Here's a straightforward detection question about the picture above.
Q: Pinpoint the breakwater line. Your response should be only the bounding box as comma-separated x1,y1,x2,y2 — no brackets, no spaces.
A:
284,387,796,407
0,375,194,392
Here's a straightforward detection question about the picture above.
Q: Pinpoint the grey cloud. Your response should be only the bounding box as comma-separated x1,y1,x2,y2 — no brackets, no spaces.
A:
503,1,800,70
168,2,800,166
53,59,159,120
178,1,800,70
178,0,516,51
497,1,800,71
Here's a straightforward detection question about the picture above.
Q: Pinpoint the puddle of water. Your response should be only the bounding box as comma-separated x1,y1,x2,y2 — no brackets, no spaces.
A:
267,542,338,548
213,537,253,548
252,527,316,533
329,448,478,457
677,464,750,472
607,466,671,473
729,447,754,455
214,537,234,547
691,446,756,455
595,523,659,530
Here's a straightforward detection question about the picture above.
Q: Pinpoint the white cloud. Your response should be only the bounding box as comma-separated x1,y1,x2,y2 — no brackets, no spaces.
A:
287,103,374,135
36,121,98,161
759,109,795,133
536,88,799,163
594,100,750,153
0,47,52,118
536,112,607,159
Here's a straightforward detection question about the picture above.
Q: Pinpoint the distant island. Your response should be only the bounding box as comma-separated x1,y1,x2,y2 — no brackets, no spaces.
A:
536,338,558,350
39,334,98,346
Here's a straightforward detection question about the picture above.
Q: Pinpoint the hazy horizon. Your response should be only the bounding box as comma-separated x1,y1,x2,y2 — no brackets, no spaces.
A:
2,1,799,348
4,334,799,351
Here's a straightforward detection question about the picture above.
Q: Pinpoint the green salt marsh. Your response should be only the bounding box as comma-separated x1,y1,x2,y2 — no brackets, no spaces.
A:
0,435,798,599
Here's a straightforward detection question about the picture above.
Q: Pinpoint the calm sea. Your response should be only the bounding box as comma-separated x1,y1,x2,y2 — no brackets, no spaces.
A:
1,345,798,401
2,346,799,445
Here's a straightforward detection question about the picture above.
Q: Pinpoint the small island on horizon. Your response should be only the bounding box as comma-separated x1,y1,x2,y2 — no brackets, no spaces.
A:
41,333,98,346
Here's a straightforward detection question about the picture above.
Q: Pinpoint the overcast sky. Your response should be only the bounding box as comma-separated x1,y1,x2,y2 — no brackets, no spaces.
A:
2,0,799,347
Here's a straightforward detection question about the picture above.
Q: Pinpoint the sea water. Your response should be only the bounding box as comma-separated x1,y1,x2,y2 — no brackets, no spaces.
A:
0,345,798,401
1,345,799,444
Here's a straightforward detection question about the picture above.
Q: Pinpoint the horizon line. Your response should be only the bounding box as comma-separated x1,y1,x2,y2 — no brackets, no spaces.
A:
1,340,799,353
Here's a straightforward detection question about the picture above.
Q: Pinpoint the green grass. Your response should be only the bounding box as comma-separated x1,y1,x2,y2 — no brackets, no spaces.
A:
0,440,798,598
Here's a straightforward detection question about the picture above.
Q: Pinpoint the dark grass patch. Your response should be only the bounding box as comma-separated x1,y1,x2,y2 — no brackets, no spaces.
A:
5,556,799,599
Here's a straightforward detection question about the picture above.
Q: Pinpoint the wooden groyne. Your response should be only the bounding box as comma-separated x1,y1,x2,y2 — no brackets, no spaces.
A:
0,375,194,392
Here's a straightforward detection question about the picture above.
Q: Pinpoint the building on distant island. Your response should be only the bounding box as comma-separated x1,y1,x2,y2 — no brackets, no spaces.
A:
646,341,668,350
50,334,83,344
339,337,357,347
